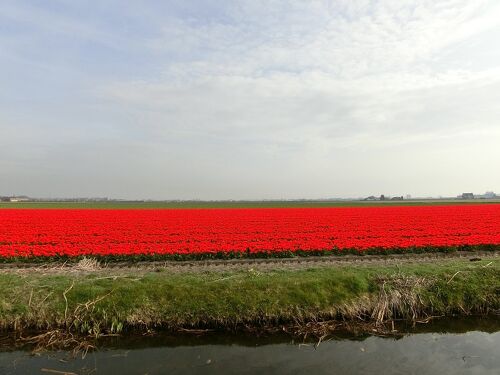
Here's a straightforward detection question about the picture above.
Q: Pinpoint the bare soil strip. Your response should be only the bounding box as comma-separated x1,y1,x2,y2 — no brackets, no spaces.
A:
0,251,497,275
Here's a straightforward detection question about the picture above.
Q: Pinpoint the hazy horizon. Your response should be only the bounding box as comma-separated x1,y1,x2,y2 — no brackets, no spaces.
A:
2,191,497,201
2,1,500,200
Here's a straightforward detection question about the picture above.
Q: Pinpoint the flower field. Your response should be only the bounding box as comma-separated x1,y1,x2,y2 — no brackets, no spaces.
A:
1,204,499,260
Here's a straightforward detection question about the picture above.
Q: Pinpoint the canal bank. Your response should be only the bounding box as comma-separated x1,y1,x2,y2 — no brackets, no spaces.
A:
0,257,498,341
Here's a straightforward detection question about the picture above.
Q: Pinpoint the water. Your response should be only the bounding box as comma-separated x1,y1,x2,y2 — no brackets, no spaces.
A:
0,318,498,375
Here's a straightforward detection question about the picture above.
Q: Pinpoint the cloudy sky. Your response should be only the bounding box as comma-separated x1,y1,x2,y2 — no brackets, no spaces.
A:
1,0,499,200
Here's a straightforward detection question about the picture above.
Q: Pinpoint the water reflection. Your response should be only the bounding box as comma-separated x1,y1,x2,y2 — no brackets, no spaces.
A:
0,317,498,375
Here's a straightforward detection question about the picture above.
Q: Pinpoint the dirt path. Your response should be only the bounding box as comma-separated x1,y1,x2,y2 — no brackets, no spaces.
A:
0,251,497,275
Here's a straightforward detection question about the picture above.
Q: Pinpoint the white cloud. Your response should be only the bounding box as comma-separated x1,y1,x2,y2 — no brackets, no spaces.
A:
2,1,500,199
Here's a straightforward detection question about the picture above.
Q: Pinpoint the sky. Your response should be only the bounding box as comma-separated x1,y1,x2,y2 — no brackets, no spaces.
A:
1,0,500,200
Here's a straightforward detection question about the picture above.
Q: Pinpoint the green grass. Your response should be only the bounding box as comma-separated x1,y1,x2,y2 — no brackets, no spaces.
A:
1,199,499,209
0,259,498,333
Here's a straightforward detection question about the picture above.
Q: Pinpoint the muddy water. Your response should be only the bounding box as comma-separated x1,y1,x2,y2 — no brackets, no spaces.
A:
0,317,498,375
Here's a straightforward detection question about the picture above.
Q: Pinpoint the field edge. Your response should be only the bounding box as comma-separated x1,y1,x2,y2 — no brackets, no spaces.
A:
1,244,499,263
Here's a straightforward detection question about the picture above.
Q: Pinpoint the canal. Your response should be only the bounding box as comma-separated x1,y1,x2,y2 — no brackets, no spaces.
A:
0,317,498,374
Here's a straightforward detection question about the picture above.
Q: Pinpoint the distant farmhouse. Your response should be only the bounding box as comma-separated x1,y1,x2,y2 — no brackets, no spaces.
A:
363,194,404,201
0,195,31,202
481,191,497,199
459,192,498,199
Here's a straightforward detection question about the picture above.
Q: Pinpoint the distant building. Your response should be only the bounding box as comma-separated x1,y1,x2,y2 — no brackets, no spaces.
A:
363,194,404,201
461,193,474,199
7,195,30,202
484,191,497,199
390,196,404,201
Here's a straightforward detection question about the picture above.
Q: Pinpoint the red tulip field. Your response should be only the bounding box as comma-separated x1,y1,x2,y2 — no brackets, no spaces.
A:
1,204,499,261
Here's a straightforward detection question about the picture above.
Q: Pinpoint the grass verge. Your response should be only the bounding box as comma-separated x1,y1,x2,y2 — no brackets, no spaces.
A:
0,258,498,338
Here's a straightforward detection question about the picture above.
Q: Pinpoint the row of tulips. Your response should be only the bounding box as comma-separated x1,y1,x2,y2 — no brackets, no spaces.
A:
1,205,499,261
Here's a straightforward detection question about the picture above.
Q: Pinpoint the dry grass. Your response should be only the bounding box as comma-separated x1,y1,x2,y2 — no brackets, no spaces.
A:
75,257,102,271
20,329,95,358
370,274,433,324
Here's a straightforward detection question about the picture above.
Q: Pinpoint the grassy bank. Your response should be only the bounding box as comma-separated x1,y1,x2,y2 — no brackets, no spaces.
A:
0,258,498,337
